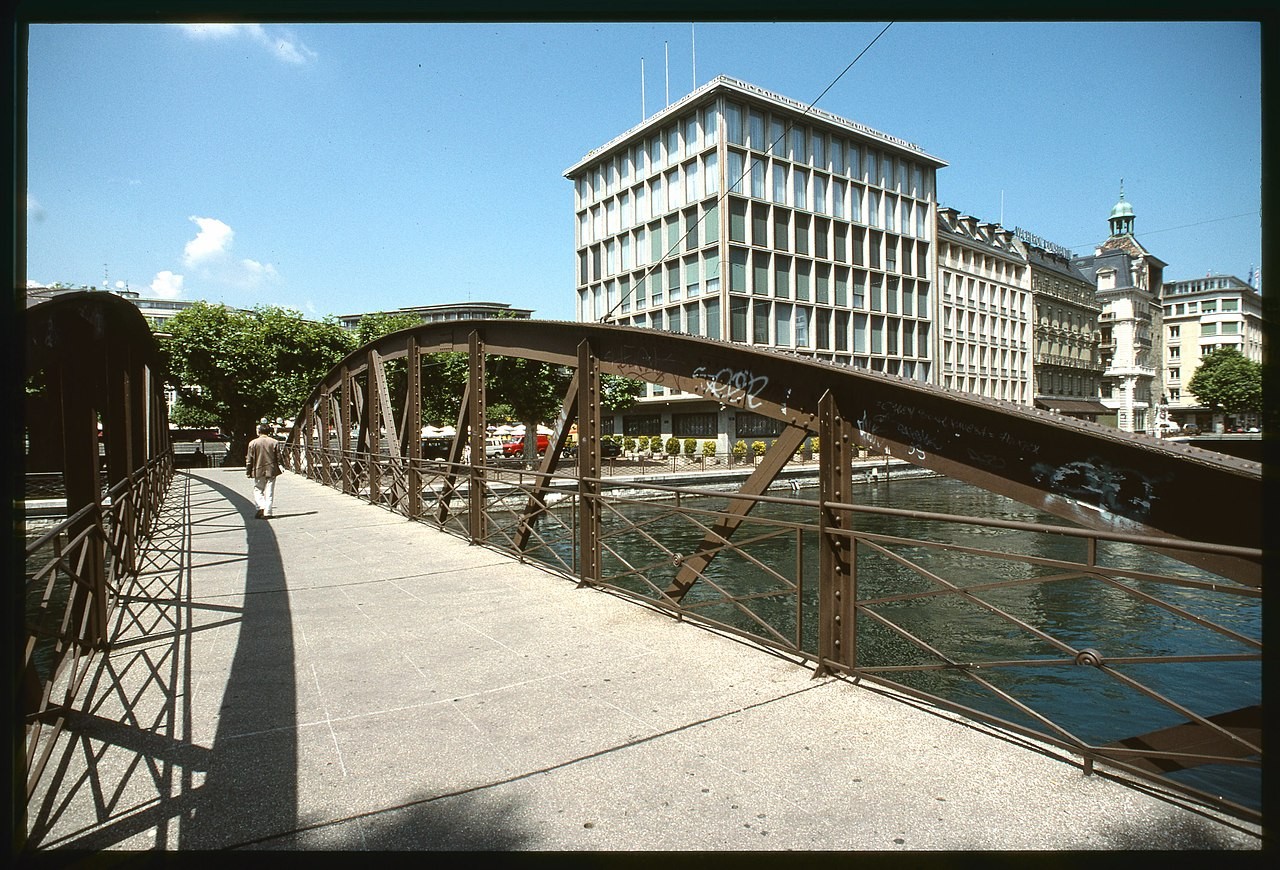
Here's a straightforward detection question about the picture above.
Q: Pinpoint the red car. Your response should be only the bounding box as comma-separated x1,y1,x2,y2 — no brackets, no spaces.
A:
501,434,550,456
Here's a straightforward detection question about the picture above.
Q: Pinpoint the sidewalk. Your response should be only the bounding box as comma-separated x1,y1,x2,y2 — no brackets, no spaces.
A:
23,467,1263,851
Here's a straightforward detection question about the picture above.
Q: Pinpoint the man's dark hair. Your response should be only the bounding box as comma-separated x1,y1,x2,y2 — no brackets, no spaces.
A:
259,424,274,435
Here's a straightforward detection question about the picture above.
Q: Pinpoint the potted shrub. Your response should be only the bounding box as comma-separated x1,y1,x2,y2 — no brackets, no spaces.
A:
682,437,697,457
664,436,680,457
623,435,636,456
751,440,767,458
732,440,748,464
702,439,717,466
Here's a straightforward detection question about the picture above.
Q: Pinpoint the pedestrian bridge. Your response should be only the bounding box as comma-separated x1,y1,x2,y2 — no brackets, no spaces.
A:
21,293,1263,847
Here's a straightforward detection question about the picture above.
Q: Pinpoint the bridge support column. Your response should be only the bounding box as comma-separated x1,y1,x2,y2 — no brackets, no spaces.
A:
340,368,353,496
817,390,856,676
576,341,601,586
405,336,422,519
365,350,381,505
466,331,486,543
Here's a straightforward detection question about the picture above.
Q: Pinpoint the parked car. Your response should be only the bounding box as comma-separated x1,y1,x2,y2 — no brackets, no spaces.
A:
484,436,507,458
561,439,622,459
501,434,550,456
421,437,452,460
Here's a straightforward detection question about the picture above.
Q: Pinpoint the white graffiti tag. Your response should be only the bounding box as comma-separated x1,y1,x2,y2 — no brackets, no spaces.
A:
692,366,769,410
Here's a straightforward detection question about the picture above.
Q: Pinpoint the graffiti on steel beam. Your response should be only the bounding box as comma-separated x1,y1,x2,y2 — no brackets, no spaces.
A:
615,344,682,388
1030,458,1169,519
692,365,769,410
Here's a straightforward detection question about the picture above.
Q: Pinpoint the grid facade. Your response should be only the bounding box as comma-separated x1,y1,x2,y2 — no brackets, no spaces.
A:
935,209,1032,404
566,76,945,399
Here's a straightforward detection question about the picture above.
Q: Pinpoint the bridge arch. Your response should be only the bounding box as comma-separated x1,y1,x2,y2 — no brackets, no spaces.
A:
288,319,1260,584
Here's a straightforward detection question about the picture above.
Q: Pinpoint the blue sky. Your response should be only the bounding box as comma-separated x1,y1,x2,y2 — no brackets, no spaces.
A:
26,21,1262,322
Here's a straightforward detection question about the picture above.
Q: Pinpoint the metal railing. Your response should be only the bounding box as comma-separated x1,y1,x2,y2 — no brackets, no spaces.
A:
286,442,1261,823
22,453,174,801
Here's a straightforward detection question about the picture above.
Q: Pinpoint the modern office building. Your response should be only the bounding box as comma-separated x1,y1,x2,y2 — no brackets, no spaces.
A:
1012,229,1107,421
1072,189,1166,434
337,301,534,331
934,208,1032,404
564,75,946,452
1159,274,1263,432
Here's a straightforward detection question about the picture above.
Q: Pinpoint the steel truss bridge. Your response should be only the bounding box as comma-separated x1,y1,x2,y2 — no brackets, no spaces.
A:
23,297,1263,826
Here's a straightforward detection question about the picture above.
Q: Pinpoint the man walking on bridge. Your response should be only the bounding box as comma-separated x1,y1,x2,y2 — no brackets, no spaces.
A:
246,423,282,519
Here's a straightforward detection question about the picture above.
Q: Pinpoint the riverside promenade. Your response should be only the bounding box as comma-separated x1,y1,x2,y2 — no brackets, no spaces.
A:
23,467,1263,852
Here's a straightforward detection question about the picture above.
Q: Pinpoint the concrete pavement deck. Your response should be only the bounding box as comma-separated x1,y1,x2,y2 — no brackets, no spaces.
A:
23,467,1263,851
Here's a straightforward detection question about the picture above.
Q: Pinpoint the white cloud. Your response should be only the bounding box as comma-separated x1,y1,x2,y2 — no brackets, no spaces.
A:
27,193,45,222
183,216,234,266
178,23,317,64
150,271,184,299
176,216,281,291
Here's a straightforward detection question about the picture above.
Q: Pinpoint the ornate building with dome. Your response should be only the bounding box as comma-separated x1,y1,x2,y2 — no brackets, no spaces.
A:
1071,186,1167,434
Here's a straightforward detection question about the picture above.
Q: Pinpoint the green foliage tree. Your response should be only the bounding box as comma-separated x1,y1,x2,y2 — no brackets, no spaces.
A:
162,303,354,464
487,356,572,461
664,436,680,456
751,440,767,456
599,375,646,412
623,435,637,454
701,440,716,458
1187,347,1262,418
683,437,697,456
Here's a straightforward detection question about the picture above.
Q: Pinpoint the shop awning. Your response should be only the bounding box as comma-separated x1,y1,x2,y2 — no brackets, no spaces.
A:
1034,398,1111,414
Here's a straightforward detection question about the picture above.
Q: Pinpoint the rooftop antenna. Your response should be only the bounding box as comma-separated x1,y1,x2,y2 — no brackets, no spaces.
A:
664,41,670,106
1000,190,1004,226
641,57,646,119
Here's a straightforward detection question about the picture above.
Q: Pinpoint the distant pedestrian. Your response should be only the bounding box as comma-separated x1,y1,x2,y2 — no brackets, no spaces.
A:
246,423,283,519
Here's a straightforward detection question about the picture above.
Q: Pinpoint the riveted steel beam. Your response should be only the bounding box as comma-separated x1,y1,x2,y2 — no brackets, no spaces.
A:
405,336,422,519
817,390,856,675
664,423,810,603
514,369,579,553
577,342,601,586
292,319,1262,585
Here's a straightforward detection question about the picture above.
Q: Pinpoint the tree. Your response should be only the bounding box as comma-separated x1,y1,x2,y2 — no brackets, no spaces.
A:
486,356,572,461
162,303,354,464
1187,347,1262,418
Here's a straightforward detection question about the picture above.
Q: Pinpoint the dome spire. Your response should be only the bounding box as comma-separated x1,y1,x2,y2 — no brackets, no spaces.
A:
1109,179,1135,237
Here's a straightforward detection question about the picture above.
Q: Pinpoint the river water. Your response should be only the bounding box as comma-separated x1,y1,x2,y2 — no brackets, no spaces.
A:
524,474,1261,813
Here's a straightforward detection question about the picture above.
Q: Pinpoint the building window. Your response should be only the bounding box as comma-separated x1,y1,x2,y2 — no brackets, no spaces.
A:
736,412,783,438
623,414,662,436
674,412,718,437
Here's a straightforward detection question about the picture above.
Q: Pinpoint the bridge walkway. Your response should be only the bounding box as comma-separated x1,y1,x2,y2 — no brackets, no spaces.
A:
24,467,1262,851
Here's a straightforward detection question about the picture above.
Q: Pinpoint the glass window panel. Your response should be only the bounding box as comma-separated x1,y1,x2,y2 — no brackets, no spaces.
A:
728,150,744,194
729,198,747,242
831,139,844,176
776,257,793,299
704,106,719,145
811,131,824,167
704,202,719,243
686,160,701,202
753,299,771,344
776,302,792,345
793,168,808,209
814,173,827,215
769,118,785,156
754,251,771,296
751,158,766,198
726,101,744,145
794,213,809,256
729,247,748,292
752,203,768,246
748,110,765,151
816,309,831,350
774,207,789,252
849,144,861,180
835,311,849,352
795,306,810,347
705,297,721,339
667,125,680,160
704,151,719,195
685,302,701,335
853,313,867,353
730,296,748,341
833,178,845,219
772,161,787,204
789,125,805,161
685,114,699,153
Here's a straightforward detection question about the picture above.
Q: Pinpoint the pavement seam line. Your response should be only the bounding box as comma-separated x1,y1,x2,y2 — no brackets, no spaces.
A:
219,677,838,850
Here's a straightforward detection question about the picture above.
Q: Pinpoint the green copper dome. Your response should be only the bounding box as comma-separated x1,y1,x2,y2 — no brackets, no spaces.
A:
1110,197,1134,219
